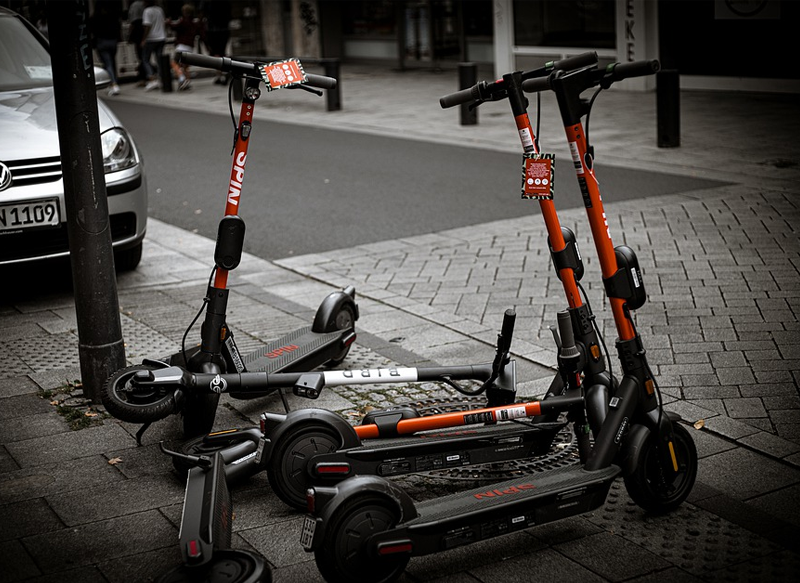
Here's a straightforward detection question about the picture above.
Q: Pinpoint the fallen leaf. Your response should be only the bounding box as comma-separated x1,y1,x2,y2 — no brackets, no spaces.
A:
108,457,123,465
85,411,98,418
693,419,705,430
50,400,59,406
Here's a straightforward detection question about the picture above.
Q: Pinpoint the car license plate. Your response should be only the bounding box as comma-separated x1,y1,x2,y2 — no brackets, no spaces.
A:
300,515,317,550
0,199,60,232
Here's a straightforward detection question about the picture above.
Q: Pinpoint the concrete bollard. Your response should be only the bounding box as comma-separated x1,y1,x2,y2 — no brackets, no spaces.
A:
159,53,173,92
321,58,342,111
657,69,680,148
459,62,478,126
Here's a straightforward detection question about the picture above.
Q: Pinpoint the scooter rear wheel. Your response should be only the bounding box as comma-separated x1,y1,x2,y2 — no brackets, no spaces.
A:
267,422,340,510
156,549,271,583
326,304,356,367
624,422,698,513
315,494,408,583
101,364,177,423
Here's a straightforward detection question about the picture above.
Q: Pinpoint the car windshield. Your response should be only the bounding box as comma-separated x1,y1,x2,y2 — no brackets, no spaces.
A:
0,14,52,91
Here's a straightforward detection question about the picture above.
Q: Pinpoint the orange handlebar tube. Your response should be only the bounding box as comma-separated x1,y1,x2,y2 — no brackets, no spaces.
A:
564,124,635,341
353,401,543,440
514,114,582,309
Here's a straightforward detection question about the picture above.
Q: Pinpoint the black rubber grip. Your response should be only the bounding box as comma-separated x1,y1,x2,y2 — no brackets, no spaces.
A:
178,52,257,76
501,309,516,341
557,310,576,350
608,59,660,81
522,76,552,94
305,73,337,90
552,51,598,72
439,84,480,109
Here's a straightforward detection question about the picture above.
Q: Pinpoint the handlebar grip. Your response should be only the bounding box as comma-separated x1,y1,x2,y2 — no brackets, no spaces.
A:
178,52,226,70
552,51,598,72
608,59,660,82
495,308,516,354
556,310,576,352
439,84,481,109
304,73,337,90
522,76,552,94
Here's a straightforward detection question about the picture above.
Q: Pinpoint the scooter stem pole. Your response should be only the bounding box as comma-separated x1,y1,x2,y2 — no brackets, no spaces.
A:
214,76,260,290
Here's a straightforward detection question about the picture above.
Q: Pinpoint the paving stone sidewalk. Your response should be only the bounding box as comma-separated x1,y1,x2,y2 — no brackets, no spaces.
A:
1,64,799,582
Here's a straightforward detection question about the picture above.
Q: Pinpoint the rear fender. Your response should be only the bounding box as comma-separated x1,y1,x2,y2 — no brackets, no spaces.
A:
312,286,359,332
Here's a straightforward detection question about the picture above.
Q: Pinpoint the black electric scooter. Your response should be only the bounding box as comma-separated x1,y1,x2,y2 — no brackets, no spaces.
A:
127,53,616,511
298,60,698,583
101,55,358,440
156,443,271,583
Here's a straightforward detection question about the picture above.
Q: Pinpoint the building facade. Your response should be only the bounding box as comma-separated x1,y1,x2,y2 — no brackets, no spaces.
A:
6,0,796,93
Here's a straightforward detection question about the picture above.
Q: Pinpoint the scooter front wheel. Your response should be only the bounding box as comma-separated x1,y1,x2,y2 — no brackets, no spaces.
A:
315,494,408,583
156,549,271,583
101,364,178,423
268,422,340,509
624,422,698,513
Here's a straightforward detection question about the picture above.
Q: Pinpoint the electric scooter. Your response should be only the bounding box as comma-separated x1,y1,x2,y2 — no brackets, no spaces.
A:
101,55,358,440
156,443,271,583
125,53,619,511
298,59,698,583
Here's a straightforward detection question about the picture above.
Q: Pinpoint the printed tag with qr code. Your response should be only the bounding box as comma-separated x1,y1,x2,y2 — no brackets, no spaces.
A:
521,153,555,200
259,58,306,91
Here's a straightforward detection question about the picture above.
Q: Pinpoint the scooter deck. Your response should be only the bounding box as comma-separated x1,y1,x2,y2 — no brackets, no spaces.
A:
313,421,567,479
241,326,349,374
397,463,620,554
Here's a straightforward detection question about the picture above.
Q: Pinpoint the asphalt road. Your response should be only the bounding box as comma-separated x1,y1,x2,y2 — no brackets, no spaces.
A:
110,101,726,260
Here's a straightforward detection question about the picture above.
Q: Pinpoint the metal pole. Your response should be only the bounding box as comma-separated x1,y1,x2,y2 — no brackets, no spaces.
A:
46,0,126,403
459,62,478,125
657,69,680,148
321,58,341,111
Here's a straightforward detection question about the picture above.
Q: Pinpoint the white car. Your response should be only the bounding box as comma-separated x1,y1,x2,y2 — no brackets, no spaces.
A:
0,6,147,270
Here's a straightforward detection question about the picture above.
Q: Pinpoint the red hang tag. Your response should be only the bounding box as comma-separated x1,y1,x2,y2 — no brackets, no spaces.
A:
259,58,307,91
521,153,555,200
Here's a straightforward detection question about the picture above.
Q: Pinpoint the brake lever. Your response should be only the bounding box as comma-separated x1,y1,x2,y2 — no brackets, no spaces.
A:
290,84,323,96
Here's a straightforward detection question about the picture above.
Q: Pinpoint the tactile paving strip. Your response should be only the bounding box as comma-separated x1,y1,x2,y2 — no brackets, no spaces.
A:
586,481,792,579
4,332,81,373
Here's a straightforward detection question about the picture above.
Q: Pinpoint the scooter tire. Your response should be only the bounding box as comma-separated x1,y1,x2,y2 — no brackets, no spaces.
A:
315,494,408,583
326,304,356,367
267,422,340,510
101,364,177,424
624,422,698,513
155,549,271,583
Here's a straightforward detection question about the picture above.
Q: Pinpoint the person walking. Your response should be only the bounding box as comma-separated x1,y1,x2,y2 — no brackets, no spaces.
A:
168,3,203,91
141,0,167,91
90,0,122,96
199,0,231,85
127,0,146,85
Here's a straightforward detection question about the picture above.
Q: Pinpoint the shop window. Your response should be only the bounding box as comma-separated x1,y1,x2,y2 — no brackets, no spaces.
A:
513,0,615,48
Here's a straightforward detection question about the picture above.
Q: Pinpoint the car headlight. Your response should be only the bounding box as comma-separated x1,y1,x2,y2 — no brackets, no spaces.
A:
101,128,137,173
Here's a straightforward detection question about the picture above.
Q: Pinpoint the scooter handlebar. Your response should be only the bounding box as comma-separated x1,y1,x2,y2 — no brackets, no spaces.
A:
177,52,337,89
606,59,660,82
439,51,598,109
304,72,338,90
522,76,552,94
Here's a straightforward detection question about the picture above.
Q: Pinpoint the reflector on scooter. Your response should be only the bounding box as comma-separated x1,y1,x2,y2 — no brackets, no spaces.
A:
315,463,351,476
187,539,201,559
377,541,413,555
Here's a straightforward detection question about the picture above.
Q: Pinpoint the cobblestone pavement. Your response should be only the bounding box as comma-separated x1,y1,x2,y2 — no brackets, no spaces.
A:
1,63,799,582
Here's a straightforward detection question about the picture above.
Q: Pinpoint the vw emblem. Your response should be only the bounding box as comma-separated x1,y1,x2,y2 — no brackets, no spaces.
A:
0,162,11,192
